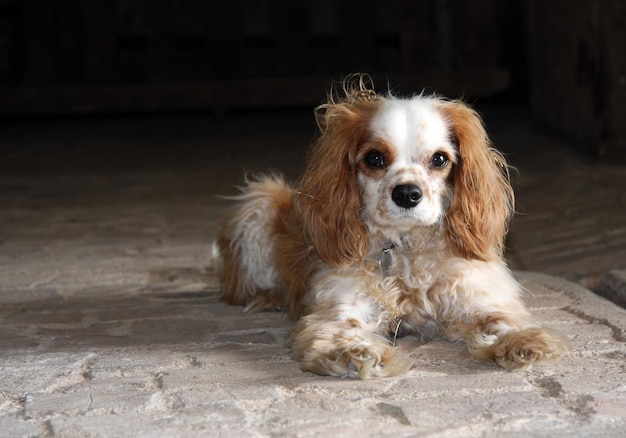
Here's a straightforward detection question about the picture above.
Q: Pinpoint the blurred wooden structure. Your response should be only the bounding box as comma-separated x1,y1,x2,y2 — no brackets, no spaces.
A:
0,0,510,114
2,0,624,161
525,0,626,161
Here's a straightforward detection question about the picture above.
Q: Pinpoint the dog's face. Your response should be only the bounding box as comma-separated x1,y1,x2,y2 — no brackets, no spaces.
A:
357,98,458,232
298,86,513,267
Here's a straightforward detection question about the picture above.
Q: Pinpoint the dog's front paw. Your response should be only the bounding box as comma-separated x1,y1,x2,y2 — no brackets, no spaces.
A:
491,327,572,371
343,345,413,379
345,347,379,377
339,344,414,378
290,312,416,378
294,340,414,379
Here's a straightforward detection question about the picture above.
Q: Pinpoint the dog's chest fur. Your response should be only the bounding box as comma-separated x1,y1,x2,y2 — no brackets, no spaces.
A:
365,224,453,320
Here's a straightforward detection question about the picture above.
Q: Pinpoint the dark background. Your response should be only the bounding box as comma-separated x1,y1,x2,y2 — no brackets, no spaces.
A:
1,0,625,162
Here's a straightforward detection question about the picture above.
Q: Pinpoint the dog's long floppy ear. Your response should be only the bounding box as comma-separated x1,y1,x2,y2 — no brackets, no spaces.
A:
437,100,514,261
295,79,378,268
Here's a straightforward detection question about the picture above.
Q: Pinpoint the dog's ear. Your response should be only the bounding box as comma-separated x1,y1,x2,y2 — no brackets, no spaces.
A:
295,83,377,268
437,100,514,261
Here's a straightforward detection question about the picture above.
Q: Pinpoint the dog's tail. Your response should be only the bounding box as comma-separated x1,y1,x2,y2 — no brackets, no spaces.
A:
215,174,294,312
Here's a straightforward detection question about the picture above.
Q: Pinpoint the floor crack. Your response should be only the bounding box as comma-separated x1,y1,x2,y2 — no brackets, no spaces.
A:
528,374,596,420
563,305,626,342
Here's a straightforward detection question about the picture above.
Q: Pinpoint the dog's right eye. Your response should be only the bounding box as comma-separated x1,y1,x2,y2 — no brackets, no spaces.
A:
365,151,386,168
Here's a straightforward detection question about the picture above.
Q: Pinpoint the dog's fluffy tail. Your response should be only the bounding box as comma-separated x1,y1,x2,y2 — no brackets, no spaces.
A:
216,174,294,311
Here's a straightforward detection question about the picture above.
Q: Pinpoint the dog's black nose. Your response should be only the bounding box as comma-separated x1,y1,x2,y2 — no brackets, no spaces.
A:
392,184,422,209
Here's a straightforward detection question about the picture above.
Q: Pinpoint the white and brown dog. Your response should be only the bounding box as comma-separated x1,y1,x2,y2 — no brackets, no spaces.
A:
215,76,570,378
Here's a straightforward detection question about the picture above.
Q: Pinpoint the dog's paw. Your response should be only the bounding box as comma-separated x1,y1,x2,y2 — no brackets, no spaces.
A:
345,348,378,377
297,343,414,379
491,327,572,371
344,346,414,379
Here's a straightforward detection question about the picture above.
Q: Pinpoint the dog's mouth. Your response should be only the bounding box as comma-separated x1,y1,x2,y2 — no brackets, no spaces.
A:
385,201,441,228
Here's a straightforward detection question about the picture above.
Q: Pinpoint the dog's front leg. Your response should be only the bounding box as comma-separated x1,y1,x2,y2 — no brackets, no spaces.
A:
440,261,571,370
288,271,414,378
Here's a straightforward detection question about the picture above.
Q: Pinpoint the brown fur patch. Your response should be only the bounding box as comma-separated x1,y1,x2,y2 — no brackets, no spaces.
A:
294,87,380,269
436,101,514,262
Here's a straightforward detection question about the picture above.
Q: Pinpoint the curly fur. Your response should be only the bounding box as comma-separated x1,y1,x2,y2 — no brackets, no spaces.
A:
216,75,571,378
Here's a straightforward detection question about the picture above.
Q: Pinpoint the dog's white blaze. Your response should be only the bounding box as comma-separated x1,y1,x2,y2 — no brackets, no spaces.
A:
371,98,452,167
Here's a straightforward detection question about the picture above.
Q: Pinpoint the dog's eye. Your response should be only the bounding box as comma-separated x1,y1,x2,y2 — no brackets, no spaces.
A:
430,152,449,169
365,151,386,168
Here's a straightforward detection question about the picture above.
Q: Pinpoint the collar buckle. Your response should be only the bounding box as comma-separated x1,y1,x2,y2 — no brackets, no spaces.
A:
378,242,396,279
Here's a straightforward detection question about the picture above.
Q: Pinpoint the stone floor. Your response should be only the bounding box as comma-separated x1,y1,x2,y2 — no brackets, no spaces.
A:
1,101,625,437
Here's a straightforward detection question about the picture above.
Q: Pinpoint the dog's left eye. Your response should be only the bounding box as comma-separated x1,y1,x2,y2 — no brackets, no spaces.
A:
430,152,449,169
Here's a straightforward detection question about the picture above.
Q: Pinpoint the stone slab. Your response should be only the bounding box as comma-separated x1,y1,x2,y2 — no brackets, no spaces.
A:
1,272,625,437
599,270,626,309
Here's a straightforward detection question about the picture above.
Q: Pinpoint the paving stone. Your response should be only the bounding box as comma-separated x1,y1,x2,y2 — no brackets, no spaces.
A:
130,318,219,343
599,270,626,308
527,307,589,325
397,391,569,433
1,271,619,437
524,290,574,309
0,417,45,438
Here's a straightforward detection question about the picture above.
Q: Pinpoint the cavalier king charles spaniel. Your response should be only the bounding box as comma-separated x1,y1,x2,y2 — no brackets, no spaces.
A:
215,76,570,378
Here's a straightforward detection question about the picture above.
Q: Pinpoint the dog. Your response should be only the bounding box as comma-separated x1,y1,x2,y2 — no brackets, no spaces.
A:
215,75,570,378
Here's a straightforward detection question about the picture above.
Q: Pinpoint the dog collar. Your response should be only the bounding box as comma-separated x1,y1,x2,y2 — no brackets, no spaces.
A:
378,242,397,279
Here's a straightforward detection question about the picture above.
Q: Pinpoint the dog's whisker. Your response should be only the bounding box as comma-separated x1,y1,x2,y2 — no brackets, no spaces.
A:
392,318,403,347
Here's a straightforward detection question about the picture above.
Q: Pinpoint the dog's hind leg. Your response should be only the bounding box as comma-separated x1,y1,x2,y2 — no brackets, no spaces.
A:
215,175,293,311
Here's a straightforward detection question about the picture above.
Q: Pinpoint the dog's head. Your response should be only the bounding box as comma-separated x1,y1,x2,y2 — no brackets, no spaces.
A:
296,76,514,268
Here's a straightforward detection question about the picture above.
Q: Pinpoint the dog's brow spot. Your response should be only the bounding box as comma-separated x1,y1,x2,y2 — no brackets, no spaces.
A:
347,318,361,328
